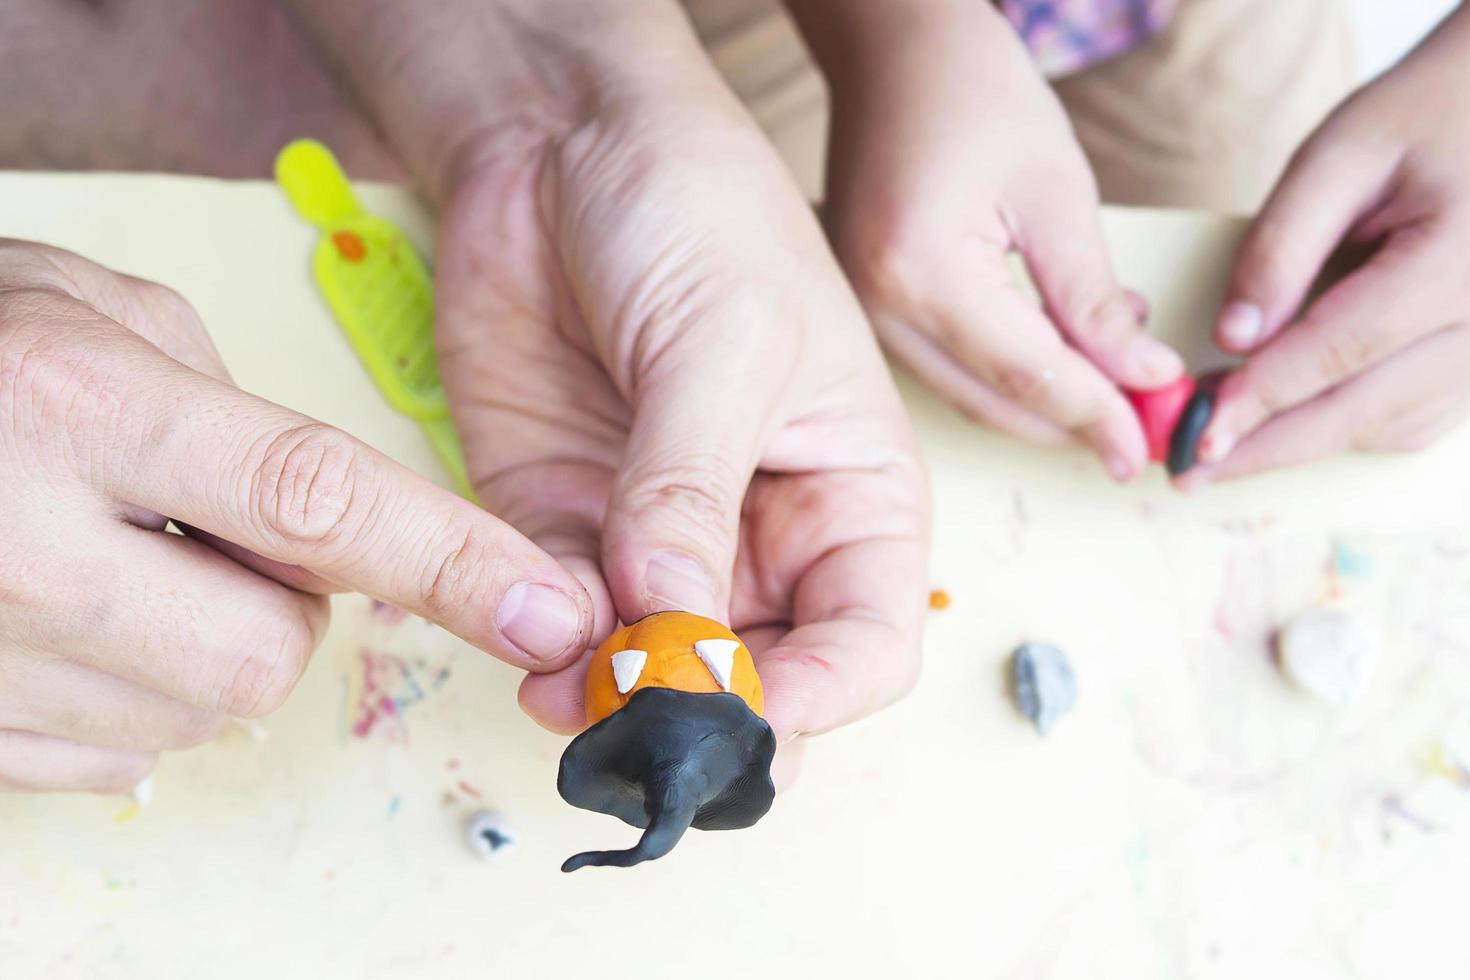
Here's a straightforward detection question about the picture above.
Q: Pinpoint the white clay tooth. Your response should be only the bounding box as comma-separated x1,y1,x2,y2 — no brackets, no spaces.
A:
610,649,648,695
694,639,739,692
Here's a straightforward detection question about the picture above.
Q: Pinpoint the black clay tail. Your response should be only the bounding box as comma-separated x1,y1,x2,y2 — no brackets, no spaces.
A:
561,785,697,872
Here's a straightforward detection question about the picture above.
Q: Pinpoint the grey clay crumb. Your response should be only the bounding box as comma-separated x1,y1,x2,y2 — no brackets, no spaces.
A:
1011,642,1078,736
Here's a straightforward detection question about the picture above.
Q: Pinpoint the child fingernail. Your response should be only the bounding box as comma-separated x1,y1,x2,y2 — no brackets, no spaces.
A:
1130,336,1184,381
1219,302,1263,349
1199,429,1232,463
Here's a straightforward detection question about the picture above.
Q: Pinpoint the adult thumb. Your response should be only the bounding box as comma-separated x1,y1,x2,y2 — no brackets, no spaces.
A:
601,365,775,625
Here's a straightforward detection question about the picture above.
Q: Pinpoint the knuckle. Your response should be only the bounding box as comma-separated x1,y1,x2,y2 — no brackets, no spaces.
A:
1234,363,1289,419
126,277,193,319
1069,291,1136,346
118,278,200,340
420,528,494,620
1312,323,1377,383
623,455,742,535
849,218,935,313
217,613,315,717
0,293,123,434
248,423,371,551
1237,223,1302,298
988,360,1056,409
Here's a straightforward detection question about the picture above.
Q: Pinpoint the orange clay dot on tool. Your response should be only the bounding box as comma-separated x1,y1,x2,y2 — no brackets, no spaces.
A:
273,138,473,499
331,230,367,263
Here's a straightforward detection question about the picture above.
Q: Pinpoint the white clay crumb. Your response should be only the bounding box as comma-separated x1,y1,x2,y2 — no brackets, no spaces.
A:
132,776,154,807
1277,608,1375,707
610,649,648,695
1441,710,1470,779
465,811,516,862
231,718,269,742
694,638,738,692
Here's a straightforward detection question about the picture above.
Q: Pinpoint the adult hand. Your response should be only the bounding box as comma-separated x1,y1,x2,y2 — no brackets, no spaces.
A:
790,0,1183,481
1185,8,1470,485
285,0,930,745
439,92,930,745
0,242,591,792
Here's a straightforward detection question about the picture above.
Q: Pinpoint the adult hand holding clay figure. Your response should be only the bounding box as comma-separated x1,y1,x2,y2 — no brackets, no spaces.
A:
1182,6,1470,486
286,0,931,755
0,242,592,792
788,0,1185,483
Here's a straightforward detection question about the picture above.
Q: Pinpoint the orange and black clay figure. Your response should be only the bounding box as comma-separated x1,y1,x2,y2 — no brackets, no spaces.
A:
557,611,776,872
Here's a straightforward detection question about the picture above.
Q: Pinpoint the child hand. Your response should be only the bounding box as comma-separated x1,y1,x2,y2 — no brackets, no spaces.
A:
791,0,1183,480
1185,9,1470,486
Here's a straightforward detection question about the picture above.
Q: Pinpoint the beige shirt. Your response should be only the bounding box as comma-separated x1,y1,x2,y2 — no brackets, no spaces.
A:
684,0,1358,214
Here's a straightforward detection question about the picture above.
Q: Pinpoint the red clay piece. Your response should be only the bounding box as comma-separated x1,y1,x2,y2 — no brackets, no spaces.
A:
1125,375,1196,463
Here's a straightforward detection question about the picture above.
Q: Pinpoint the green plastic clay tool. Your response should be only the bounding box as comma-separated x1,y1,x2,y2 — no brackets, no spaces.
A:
274,138,473,499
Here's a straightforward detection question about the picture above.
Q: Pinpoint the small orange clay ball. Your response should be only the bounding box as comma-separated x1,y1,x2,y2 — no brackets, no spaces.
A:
584,612,764,726
928,589,951,610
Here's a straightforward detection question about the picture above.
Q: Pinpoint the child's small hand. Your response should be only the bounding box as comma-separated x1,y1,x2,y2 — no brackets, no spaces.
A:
791,0,1183,481
1185,9,1470,486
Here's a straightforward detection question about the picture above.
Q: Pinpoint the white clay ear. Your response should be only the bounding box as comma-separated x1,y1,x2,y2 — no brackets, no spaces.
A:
694,639,739,692
610,649,648,694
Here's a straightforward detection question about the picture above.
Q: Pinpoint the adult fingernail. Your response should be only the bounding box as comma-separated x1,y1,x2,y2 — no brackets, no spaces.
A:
1129,335,1184,382
1219,302,1263,349
496,583,584,662
645,551,719,618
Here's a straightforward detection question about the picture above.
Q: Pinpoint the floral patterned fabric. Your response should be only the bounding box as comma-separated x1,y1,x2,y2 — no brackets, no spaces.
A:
999,0,1177,75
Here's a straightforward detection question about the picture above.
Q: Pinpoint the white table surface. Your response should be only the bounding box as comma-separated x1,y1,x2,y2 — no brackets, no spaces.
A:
1,173,1468,980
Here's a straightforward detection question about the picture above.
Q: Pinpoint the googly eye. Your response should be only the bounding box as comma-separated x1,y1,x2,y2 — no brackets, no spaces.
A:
465,810,516,862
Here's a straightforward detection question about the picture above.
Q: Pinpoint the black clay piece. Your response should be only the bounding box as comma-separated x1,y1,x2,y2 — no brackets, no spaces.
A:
557,687,776,872
1166,389,1215,475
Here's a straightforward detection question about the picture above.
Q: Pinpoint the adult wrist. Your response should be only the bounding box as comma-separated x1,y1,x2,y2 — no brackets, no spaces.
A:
286,0,724,204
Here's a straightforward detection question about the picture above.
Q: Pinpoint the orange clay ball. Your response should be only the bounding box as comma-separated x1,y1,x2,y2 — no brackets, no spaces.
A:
584,612,764,726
